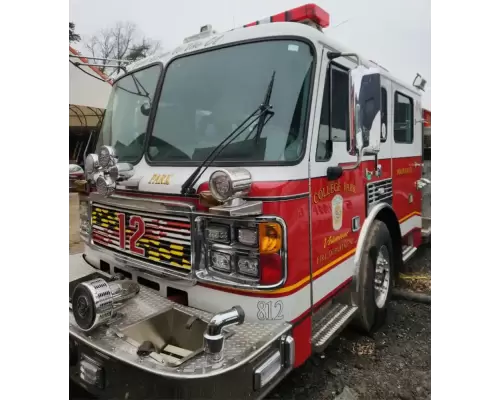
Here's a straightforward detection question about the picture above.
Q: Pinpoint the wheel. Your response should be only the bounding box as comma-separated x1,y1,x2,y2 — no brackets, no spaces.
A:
354,220,394,333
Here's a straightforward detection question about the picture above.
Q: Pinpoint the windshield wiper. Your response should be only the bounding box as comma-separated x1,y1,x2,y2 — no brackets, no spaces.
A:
131,74,151,103
252,71,275,142
180,73,276,196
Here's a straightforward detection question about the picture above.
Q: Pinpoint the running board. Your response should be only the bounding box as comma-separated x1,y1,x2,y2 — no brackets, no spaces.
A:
402,246,418,263
312,303,358,353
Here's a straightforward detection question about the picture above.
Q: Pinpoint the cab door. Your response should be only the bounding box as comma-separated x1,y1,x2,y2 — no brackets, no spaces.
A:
390,84,423,244
308,51,364,307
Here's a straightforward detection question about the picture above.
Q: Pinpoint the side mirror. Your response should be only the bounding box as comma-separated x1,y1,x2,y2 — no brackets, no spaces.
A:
350,66,382,155
326,166,343,181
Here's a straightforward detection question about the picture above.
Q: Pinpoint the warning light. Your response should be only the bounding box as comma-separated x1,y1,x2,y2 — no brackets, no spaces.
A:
243,3,330,29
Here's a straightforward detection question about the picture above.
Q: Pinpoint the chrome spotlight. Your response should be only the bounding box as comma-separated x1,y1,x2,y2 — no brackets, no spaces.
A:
96,175,115,196
98,145,117,168
208,168,252,203
71,278,140,331
84,154,100,179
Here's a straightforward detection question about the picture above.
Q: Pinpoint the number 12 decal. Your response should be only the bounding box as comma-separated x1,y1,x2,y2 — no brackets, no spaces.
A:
116,213,146,256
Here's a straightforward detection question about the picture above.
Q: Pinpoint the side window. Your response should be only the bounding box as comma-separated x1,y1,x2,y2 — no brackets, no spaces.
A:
316,67,350,161
381,88,387,142
394,91,414,143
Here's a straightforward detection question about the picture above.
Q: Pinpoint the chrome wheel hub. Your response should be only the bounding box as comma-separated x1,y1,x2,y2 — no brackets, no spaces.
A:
374,245,390,308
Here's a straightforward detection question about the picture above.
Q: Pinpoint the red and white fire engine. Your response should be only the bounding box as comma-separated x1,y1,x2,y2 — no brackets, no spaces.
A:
70,4,431,399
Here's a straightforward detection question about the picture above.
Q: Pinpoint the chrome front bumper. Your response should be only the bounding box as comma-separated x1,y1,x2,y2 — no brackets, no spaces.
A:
69,254,294,399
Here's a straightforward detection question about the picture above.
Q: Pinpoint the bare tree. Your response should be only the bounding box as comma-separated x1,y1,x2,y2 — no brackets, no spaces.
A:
84,22,161,74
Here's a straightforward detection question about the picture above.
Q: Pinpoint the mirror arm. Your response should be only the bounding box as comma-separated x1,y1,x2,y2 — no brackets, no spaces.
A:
341,147,367,171
339,53,361,66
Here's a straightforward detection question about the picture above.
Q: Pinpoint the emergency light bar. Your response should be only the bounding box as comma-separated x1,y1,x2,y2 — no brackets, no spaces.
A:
243,3,330,30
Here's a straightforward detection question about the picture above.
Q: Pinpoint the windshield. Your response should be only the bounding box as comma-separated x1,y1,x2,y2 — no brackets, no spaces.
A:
147,40,314,164
100,64,162,163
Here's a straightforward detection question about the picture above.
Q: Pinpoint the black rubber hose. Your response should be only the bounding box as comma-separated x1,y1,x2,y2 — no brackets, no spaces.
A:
393,288,431,304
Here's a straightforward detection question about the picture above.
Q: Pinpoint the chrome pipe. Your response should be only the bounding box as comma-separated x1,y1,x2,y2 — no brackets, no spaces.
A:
204,306,245,358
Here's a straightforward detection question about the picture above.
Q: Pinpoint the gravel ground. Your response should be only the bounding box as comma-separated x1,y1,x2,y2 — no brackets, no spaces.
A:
267,245,431,400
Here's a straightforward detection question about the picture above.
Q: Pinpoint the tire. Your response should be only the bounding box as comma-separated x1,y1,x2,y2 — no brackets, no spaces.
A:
353,219,394,333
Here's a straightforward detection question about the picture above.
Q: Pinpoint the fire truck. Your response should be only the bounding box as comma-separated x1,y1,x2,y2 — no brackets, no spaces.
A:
70,4,431,399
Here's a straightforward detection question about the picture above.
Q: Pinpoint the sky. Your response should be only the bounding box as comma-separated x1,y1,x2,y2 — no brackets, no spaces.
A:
69,0,431,108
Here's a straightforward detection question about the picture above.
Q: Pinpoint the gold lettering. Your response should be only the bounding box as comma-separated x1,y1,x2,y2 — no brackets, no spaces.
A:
149,174,172,185
316,238,356,265
313,182,357,203
344,183,356,193
149,174,158,184
396,167,413,176
323,232,349,248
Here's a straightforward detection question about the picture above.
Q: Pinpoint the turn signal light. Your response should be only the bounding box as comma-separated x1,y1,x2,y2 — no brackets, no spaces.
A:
259,222,282,254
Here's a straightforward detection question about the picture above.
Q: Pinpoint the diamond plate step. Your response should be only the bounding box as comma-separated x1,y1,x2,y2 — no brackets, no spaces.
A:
402,245,418,263
312,303,358,353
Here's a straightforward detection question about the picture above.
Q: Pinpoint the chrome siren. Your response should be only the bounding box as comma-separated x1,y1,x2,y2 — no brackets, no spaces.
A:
71,278,140,331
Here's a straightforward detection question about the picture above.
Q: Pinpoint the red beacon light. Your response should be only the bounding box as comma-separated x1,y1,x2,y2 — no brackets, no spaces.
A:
243,3,330,31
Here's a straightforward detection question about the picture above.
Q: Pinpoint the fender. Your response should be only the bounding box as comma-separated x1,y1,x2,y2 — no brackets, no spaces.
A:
351,203,399,305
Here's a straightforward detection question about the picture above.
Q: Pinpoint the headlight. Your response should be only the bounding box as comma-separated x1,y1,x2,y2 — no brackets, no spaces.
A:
206,224,230,243
236,255,259,277
85,154,99,178
208,168,252,202
210,251,231,272
238,228,258,246
98,145,116,168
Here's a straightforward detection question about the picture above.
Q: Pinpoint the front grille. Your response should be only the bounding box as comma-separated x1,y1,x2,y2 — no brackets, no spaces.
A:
91,204,192,273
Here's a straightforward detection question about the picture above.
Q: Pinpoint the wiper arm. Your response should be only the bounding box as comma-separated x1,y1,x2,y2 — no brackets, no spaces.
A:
131,74,151,102
252,71,276,141
180,108,263,195
181,72,277,196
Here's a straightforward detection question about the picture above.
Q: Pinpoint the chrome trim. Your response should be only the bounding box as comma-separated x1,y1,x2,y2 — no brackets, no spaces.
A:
281,335,295,367
194,215,288,291
307,160,314,318
209,200,263,217
402,246,418,263
374,245,390,308
90,192,195,214
254,350,281,389
87,242,197,284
